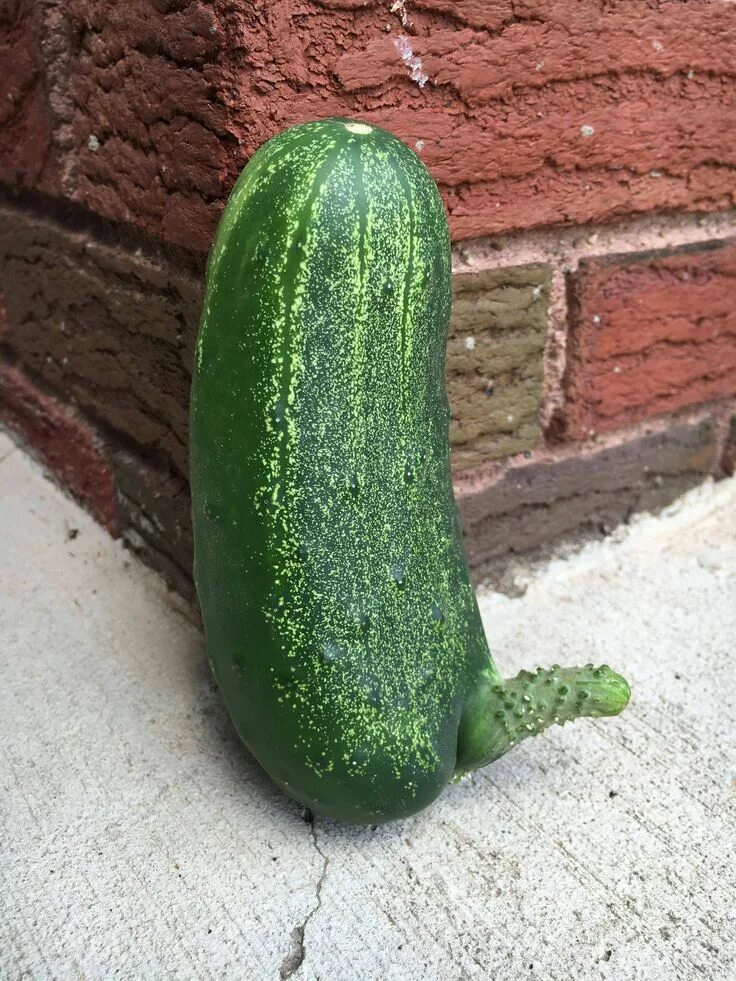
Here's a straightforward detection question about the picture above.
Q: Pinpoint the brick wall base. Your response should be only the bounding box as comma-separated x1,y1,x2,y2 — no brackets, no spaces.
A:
1,191,734,602
0,361,117,533
2,1,736,602
2,359,731,604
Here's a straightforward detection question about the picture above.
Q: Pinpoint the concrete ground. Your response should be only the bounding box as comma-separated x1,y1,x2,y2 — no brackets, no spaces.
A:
1,429,734,981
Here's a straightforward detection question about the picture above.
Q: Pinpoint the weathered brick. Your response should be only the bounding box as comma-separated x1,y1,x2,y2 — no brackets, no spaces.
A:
457,419,717,581
332,0,736,239
69,0,233,250
113,452,194,600
448,265,549,470
0,203,202,479
562,241,736,439
0,202,553,479
0,1,55,190
94,413,720,598
61,0,736,250
0,361,117,532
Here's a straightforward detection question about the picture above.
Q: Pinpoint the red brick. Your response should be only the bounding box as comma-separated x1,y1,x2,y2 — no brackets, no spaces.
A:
63,0,736,251
458,418,717,582
0,0,55,190
69,0,233,250
0,362,117,533
0,204,201,479
561,241,736,439
113,452,195,601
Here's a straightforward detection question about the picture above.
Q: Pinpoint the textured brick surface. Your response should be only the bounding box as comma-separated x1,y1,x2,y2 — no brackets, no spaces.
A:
1,197,733,594
113,452,194,601
0,204,202,479
0,361,117,531
0,1,54,190
333,1,736,239
458,419,717,577
448,264,549,470
69,0,232,251
0,203,552,479
562,241,736,438
44,0,734,250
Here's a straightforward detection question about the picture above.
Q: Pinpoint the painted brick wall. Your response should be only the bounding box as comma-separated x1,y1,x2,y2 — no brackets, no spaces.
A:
1,0,735,598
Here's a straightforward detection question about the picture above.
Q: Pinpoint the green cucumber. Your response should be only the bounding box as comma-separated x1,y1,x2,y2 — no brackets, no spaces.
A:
190,118,630,824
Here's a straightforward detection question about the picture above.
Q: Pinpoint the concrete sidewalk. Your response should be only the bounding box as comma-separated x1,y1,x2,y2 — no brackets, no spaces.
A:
1,430,734,981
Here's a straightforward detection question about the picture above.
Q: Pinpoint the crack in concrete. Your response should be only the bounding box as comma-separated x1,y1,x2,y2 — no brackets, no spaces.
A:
279,811,329,980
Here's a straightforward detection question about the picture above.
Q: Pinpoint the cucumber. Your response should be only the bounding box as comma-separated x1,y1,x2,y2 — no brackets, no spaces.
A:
190,118,630,823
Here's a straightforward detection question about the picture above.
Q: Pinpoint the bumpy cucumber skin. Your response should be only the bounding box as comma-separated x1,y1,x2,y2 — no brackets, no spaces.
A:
190,119,495,823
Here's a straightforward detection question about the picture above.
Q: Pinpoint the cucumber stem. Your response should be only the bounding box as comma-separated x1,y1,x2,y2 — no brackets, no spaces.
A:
455,663,630,776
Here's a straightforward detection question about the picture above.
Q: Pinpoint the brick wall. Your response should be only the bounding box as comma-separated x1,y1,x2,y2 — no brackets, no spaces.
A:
1,0,735,599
